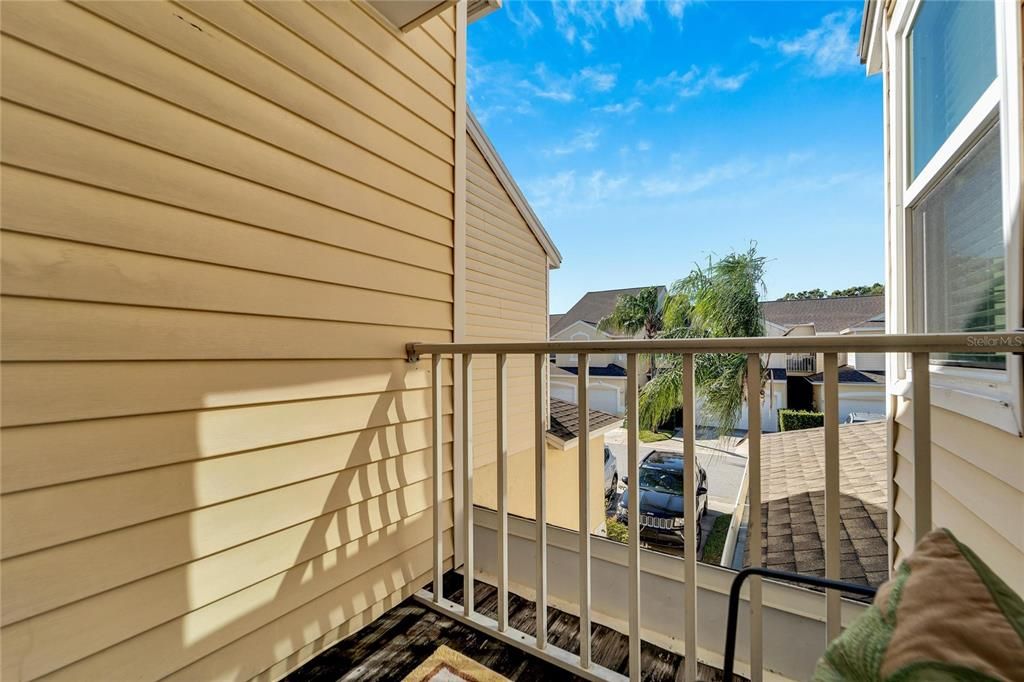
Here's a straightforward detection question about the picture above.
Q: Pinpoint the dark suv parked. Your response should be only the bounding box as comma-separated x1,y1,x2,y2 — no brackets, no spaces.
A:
615,451,708,549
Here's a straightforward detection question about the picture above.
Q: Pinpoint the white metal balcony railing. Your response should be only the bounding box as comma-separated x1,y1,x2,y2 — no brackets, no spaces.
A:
785,352,817,373
405,332,1023,682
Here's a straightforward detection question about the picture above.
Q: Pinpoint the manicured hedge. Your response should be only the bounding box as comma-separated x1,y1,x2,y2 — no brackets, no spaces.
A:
778,409,825,432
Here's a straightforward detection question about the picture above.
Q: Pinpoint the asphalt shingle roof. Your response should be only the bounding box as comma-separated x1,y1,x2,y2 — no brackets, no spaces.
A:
548,397,622,442
550,286,666,337
744,420,889,589
806,366,886,384
760,296,885,334
551,364,627,378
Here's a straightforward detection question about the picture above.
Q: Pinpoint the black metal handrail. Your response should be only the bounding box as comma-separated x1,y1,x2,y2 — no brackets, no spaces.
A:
722,567,878,681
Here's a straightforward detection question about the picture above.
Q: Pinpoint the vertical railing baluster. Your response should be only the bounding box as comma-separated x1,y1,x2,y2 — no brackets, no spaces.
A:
432,353,444,603
626,353,641,681
496,353,509,631
682,353,698,681
534,353,548,650
745,353,763,682
578,351,591,669
823,353,841,642
911,352,932,542
463,354,475,616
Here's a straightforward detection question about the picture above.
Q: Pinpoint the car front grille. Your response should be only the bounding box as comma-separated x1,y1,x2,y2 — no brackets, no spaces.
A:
639,514,677,530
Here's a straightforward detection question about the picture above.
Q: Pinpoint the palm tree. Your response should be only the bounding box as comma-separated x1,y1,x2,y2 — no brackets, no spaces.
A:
639,246,767,436
596,286,665,339
597,286,665,379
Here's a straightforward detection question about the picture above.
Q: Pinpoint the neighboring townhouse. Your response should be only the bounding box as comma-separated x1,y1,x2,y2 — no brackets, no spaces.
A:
762,296,887,422
465,111,611,534
698,296,888,432
859,0,1024,591
549,286,667,415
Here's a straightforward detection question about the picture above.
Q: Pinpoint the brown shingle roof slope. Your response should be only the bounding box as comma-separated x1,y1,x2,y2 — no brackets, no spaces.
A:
549,314,564,332
550,286,666,337
744,420,889,588
548,397,621,442
760,295,885,334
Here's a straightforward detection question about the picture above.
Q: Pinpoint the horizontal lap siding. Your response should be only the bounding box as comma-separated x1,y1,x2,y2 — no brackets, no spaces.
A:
892,401,1024,594
0,1,456,680
465,137,548,466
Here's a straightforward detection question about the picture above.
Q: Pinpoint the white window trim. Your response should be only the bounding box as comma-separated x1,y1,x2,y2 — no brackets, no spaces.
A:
887,0,1023,437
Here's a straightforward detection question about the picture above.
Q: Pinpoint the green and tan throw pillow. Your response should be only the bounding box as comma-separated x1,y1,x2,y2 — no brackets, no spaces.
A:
815,528,1024,681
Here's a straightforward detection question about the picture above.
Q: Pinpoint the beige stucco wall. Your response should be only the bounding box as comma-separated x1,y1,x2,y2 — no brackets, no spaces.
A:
0,2,458,680
475,435,608,533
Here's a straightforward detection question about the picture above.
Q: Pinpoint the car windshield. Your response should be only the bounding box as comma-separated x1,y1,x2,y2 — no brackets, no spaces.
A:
637,467,682,494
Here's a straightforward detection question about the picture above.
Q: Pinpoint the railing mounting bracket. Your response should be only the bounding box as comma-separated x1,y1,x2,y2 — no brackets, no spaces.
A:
406,342,421,363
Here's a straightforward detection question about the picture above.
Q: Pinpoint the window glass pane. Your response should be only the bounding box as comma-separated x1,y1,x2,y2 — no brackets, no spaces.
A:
913,124,1005,369
909,0,996,178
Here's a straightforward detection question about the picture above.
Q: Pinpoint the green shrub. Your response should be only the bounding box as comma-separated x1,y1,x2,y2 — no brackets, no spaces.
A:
701,514,732,565
778,409,825,432
606,517,628,543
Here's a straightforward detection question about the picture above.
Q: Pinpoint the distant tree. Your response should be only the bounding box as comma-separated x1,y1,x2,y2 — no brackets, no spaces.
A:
781,288,827,300
781,283,884,300
830,283,885,297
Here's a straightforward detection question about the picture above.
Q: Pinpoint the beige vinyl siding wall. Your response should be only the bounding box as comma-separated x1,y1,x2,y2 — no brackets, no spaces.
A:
891,402,1024,595
465,135,548,468
464,135,605,532
0,2,457,680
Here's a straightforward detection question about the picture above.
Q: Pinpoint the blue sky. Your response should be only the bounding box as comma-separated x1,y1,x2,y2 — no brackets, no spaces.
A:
468,0,884,314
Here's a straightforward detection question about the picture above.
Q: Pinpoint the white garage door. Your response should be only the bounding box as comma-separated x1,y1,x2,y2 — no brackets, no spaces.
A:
551,382,575,403
590,385,621,416
839,396,885,423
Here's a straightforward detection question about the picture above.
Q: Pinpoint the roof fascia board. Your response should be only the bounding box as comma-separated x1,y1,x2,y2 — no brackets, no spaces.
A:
551,319,602,338
467,108,562,267
468,0,502,23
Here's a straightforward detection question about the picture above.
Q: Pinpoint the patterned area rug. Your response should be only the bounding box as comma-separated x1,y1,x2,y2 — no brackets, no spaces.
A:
402,645,510,682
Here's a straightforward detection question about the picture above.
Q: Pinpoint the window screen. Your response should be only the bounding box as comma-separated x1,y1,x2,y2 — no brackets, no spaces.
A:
913,124,1005,369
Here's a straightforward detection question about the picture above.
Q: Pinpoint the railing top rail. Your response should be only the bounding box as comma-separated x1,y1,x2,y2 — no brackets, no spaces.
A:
406,331,1024,361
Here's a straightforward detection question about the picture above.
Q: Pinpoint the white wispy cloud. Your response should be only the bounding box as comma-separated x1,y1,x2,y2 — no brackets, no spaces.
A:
593,99,642,114
546,128,601,156
528,63,618,102
751,9,859,77
613,0,648,28
578,66,618,92
525,150,815,213
525,168,629,209
550,0,656,51
638,159,756,197
665,0,692,22
469,56,619,119
642,65,751,99
505,0,542,37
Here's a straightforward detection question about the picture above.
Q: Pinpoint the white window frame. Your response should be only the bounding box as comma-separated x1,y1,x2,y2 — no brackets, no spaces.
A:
887,0,1023,436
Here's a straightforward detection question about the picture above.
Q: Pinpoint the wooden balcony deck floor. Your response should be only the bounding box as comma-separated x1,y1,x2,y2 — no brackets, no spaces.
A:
286,572,732,681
